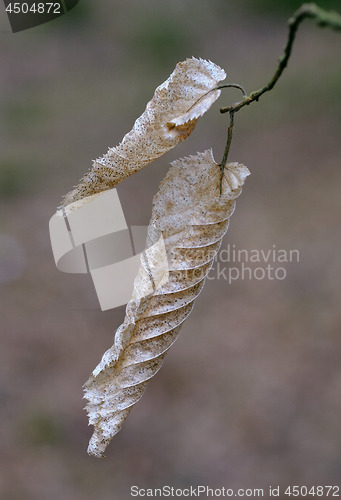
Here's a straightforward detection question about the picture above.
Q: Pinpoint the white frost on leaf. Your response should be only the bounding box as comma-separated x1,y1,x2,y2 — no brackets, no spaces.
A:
61,58,226,211
84,150,250,457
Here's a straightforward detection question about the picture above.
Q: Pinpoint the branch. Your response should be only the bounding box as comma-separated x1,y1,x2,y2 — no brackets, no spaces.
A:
218,3,341,184
220,3,341,116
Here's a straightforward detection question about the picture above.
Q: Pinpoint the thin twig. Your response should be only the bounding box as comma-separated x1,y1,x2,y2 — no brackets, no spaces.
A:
216,83,247,97
219,111,234,194
218,3,341,184
220,3,341,115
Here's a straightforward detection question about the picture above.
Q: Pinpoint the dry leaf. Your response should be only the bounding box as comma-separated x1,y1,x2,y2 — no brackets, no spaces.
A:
84,150,250,457
61,58,226,211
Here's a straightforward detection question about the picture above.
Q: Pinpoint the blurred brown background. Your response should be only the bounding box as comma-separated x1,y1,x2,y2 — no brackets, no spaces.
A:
0,1,340,499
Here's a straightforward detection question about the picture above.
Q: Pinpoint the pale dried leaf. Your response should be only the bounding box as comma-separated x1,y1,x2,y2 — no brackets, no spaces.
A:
84,150,250,457
61,58,226,211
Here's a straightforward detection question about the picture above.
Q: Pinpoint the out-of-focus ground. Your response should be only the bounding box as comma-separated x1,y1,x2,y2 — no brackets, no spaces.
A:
0,1,340,499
